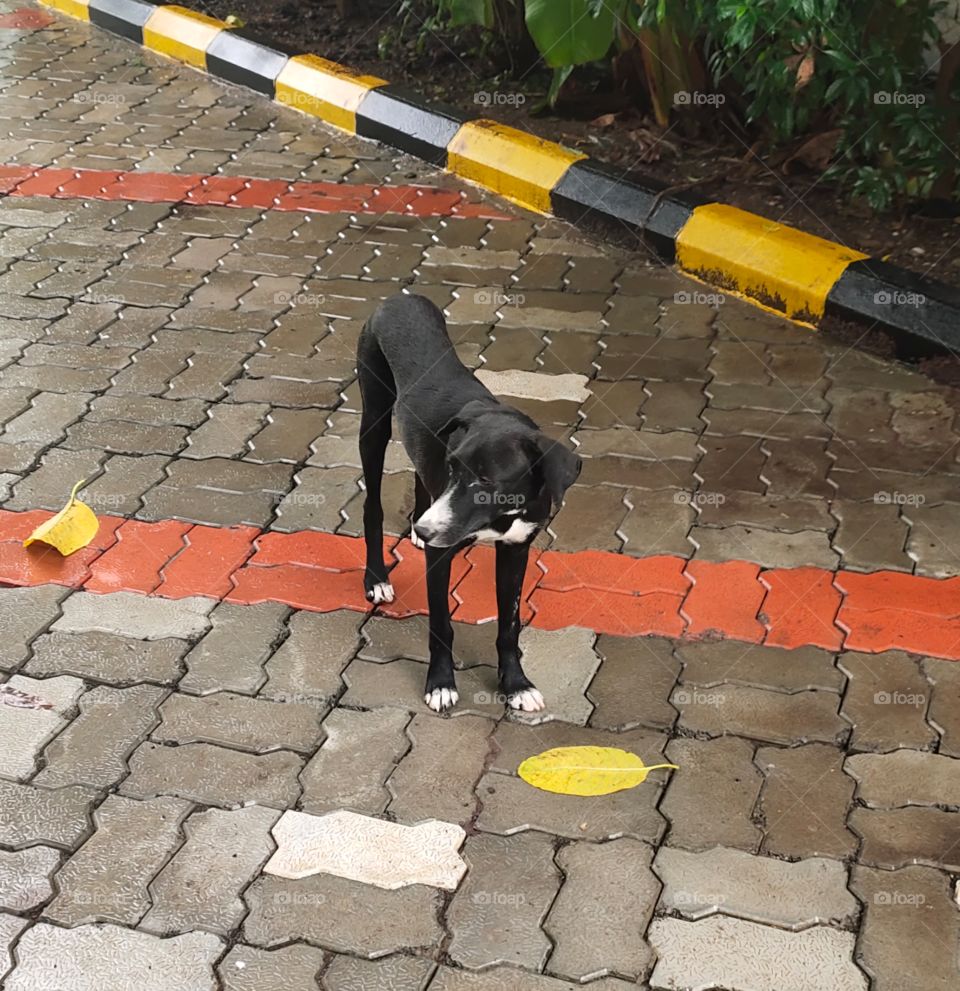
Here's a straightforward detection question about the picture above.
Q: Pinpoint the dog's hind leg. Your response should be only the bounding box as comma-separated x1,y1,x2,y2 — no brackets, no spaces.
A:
358,327,396,605
410,474,430,549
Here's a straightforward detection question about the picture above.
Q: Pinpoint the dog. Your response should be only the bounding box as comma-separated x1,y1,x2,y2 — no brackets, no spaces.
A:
357,293,582,713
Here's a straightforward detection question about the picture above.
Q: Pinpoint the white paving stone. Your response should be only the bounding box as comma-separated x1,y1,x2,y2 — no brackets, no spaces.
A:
0,675,84,780
53,591,214,641
476,369,591,403
0,846,60,911
654,847,857,930
264,809,467,890
1,914,29,983
510,626,599,726
649,916,867,991
5,922,223,991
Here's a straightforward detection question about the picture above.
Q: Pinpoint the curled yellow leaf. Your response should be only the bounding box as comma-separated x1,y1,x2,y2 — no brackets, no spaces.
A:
23,479,100,556
518,745,678,797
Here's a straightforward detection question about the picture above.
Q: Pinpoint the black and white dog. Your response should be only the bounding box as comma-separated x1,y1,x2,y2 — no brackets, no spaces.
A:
357,293,581,713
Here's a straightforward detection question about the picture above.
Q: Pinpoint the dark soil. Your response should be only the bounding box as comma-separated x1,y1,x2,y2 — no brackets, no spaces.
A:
204,0,960,288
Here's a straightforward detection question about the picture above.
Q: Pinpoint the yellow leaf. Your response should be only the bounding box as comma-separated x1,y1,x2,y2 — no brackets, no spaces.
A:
23,480,99,556
518,746,678,797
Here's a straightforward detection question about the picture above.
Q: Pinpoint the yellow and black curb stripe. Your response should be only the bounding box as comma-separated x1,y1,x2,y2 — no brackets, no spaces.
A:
37,0,960,348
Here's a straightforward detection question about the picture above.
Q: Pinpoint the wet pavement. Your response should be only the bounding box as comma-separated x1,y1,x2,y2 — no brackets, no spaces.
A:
1,3,960,990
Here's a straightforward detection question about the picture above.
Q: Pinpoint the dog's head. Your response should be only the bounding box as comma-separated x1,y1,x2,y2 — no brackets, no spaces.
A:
413,401,581,548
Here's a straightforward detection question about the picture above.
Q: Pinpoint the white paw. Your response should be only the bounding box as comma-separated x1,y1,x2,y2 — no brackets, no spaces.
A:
367,582,395,604
410,530,426,550
424,687,459,712
508,688,545,712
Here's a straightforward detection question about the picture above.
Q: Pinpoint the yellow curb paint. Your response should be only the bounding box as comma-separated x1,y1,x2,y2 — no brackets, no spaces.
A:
276,55,387,133
143,6,225,69
676,203,867,321
38,0,90,20
448,120,586,214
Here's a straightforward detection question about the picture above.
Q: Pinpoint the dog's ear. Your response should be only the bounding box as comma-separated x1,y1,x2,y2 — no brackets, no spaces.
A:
439,400,492,444
536,435,582,510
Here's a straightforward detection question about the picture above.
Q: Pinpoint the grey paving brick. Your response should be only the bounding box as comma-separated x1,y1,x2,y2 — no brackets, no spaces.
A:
846,749,960,808
661,736,762,852
923,656,960,757
905,502,960,577
274,466,360,531
0,779,98,848
676,641,843,692
545,838,658,982
0,674,84,780
8,447,103,513
301,706,410,816
429,967,634,990
25,630,187,684
447,832,560,970
0,845,60,911
322,954,434,991
0,585,69,672
690,523,840,569
219,944,326,991
851,806,960,870
121,741,304,809
142,806,280,936
589,635,680,731
45,793,190,926
183,404,271,460
832,499,911,572
53,591,214,641
36,683,165,789
655,846,857,929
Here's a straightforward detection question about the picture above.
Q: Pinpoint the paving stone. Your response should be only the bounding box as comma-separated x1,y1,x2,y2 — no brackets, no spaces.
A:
0,845,60,911
388,714,494,825
695,490,834,532
676,640,843,692
837,651,937,752
923,656,960,757
142,806,280,936
661,736,762,852
619,488,695,557
274,466,360,531
36,683,165,789
9,448,104,512
155,690,322,754
0,914,28,982
655,846,856,929
260,609,362,705
184,403,270,459
545,838,658,982
587,635,680,731
300,706,410,815
0,673,84,780
905,502,960,577
756,742,857,860
832,499,911,572
674,682,847,745
219,944,327,991
1,390,92,446
5,922,223,991
850,864,960,991
695,434,766,494
846,749,960,808
430,967,634,990
82,452,171,515
648,916,867,991
243,871,443,956
851,806,960,870
447,831,560,970
548,484,626,552
0,779,98,849
46,793,190,926
53,591,214,641
691,523,839,569
322,954,434,991
575,426,699,461
0,585,70,671
26,631,187,684
121,741,304,810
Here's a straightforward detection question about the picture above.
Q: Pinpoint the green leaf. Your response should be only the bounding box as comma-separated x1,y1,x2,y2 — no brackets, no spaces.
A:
547,64,575,106
524,0,617,68
443,0,493,28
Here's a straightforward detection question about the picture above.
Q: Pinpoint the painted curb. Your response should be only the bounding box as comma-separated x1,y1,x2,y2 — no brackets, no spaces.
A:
36,0,960,348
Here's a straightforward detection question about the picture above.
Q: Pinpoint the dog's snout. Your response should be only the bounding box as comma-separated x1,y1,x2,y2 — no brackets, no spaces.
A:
413,523,434,543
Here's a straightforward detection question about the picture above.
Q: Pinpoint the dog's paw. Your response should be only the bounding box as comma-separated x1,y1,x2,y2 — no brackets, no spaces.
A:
410,530,426,550
508,687,545,712
424,687,459,712
366,582,395,605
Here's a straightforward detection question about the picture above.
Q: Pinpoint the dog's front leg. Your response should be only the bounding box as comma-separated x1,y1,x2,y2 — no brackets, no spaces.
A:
423,543,459,711
495,540,544,712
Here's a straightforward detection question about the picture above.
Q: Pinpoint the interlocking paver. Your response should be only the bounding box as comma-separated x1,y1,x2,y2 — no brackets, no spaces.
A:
851,864,960,991
36,683,165,789
648,916,866,991
0,584,69,671
322,954,434,991
923,656,960,757
25,630,187,684
851,806,960,870
4,923,223,991
756,742,857,860
45,793,190,926
121,741,304,809
53,590,214,640
589,634,680,731
142,806,280,935
846,749,960,807
0,673,84,779
654,846,856,929
447,831,559,970
661,736,762,852
219,944,327,991
0,845,60,911
545,838,659,982
430,967,633,990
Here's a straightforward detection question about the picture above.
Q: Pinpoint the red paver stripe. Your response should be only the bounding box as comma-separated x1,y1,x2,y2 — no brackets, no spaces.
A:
1,507,959,659
1,164,513,218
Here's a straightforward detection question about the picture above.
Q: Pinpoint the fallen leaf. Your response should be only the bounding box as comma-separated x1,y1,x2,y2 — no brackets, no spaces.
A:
591,112,618,128
518,745,678,797
23,479,99,556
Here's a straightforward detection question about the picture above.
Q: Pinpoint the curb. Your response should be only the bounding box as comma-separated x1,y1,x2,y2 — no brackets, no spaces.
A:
38,0,960,349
